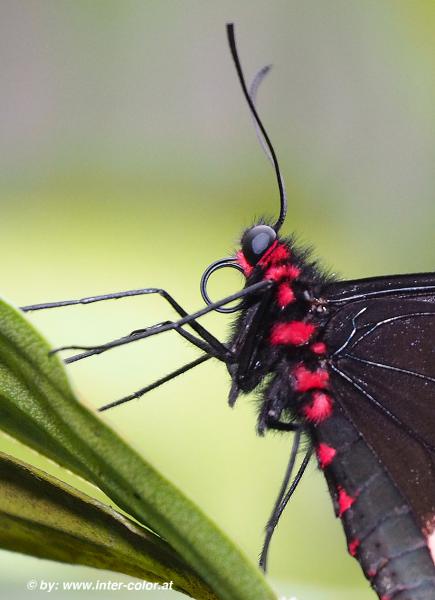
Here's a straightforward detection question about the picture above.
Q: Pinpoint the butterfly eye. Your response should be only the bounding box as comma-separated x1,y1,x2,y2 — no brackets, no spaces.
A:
241,225,277,265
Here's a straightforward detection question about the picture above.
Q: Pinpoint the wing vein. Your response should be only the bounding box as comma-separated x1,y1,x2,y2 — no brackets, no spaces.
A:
342,353,435,386
330,363,435,455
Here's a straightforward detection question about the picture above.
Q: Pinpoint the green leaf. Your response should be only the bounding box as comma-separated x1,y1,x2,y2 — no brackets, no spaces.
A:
0,450,214,598
0,298,276,600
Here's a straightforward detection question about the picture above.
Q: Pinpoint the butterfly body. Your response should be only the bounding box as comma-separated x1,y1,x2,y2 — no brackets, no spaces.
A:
230,228,435,598
228,234,332,402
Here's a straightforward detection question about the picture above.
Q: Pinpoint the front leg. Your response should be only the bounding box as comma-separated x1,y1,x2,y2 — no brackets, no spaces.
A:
257,407,301,435
265,417,300,432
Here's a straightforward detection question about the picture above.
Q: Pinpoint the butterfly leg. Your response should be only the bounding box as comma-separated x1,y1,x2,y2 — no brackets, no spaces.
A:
55,280,272,365
52,320,226,361
98,354,211,411
257,407,303,435
123,288,230,356
264,418,300,432
22,286,229,359
259,431,312,572
257,370,296,434
130,321,226,360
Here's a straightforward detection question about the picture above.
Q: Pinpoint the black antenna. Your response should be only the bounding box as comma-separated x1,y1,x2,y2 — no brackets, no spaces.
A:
249,65,274,165
226,23,287,232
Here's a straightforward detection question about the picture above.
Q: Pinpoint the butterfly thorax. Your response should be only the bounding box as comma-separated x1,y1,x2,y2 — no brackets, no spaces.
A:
228,225,335,433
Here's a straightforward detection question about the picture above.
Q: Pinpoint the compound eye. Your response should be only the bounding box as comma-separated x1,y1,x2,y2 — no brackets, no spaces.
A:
241,225,277,265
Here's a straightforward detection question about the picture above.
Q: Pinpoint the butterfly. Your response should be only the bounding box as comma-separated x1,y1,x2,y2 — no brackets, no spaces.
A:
21,23,435,600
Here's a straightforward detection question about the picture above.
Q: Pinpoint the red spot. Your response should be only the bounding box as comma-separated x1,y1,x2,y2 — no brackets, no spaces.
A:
259,241,289,267
293,365,329,392
381,597,391,600
271,321,316,346
288,265,301,279
310,341,327,355
236,250,253,277
337,486,356,516
235,242,292,279
265,264,301,282
316,443,336,468
277,283,295,307
348,538,360,556
303,391,333,423
367,569,377,578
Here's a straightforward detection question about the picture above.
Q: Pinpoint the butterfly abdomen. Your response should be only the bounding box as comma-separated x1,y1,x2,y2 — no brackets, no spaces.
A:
315,406,435,599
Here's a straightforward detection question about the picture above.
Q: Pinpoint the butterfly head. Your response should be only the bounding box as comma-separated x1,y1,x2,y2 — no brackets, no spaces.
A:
240,224,277,266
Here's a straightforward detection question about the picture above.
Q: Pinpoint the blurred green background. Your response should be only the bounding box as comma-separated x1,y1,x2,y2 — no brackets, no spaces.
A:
1,2,435,599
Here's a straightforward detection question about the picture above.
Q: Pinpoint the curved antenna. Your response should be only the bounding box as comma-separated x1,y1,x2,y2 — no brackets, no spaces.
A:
249,65,273,164
226,23,287,232
248,66,287,207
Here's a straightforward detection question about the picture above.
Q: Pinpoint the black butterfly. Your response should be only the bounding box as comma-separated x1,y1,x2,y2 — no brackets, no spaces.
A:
22,24,435,600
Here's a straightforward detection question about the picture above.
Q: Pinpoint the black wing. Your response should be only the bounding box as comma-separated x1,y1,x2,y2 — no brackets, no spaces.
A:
318,273,435,598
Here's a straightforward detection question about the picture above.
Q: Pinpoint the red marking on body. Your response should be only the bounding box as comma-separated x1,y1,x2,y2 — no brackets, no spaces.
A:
293,365,329,393
271,321,316,346
303,391,333,423
236,250,253,277
316,443,336,468
348,538,360,556
265,264,301,282
277,282,295,307
381,596,391,600
310,341,326,355
337,486,356,516
236,242,290,278
367,568,377,578
259,241,289,267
